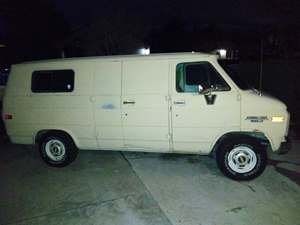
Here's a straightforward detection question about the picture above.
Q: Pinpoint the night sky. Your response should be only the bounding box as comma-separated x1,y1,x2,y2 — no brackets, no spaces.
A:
1,0,300,64
51,0,295,28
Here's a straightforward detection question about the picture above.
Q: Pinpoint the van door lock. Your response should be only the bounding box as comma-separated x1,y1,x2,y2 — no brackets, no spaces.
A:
173,100,185,105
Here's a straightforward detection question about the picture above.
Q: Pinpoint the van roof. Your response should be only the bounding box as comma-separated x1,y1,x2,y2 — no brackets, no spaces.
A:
17,52,217,65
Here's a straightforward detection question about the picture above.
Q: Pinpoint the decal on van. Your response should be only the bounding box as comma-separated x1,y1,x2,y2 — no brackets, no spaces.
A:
245,116,268,123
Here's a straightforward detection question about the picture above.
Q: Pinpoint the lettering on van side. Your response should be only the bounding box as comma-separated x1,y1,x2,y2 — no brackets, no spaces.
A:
245,116,268,123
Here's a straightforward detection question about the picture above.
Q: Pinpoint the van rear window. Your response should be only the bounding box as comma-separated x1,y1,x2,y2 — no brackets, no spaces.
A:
31,70,74,93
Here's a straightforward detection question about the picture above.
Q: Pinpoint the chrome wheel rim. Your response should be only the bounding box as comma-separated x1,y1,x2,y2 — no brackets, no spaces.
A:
227,146,257,173
45,139,66,161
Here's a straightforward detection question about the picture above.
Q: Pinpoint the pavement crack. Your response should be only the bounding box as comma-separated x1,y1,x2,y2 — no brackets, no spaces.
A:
226,206,246,213
246,184,256,192
120,151,175,225
3,194,133,225
238,182,257,193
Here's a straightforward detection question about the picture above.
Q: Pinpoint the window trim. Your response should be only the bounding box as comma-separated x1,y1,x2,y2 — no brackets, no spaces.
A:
176,61,231,93
31,69,75,93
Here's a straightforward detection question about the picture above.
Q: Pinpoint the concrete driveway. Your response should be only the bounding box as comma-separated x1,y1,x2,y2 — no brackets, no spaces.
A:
0,133,299,225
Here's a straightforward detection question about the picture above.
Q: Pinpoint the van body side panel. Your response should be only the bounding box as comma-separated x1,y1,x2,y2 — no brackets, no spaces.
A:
4,62,97,149
122,59,170,151
170,59,241,154
92,61,124,149
3,54,290,156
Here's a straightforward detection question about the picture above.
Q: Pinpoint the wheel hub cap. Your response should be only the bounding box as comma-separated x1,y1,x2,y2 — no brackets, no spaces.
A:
227,146,257,173
45,139,66,161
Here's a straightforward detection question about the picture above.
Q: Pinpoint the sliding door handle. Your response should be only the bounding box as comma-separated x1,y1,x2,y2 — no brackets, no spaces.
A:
123,100,135,104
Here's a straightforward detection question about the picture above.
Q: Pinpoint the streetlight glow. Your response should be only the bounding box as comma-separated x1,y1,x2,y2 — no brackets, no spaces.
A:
219,49,227,58
139,48,150,55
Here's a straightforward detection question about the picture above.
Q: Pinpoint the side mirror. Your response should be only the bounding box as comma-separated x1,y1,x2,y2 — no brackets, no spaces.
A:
197,84,204,94
198,86,217,105
198,86,213,95
201,87,217,105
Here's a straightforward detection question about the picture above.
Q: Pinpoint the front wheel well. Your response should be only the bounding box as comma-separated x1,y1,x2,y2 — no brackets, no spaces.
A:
211,132,270,156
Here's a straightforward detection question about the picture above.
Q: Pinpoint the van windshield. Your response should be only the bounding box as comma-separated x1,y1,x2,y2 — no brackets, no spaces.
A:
218,60,251,90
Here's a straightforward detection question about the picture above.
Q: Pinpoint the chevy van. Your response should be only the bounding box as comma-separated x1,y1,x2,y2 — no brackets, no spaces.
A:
2,53,290,180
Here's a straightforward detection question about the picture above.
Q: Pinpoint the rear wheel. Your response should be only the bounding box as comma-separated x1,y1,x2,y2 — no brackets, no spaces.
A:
39,132,78,167
216,136,267,180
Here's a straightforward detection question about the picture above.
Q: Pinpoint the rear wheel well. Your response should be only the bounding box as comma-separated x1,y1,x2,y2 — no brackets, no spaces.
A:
35,130,75,146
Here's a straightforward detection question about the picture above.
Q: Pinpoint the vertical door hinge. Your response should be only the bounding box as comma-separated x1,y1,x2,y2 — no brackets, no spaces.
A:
165,95,171,101
166,133,173,140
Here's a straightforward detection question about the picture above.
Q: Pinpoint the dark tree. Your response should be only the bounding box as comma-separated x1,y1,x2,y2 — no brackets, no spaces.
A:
255,0,300,58
65,11,145,57
147,17,192,53
0,0,70,64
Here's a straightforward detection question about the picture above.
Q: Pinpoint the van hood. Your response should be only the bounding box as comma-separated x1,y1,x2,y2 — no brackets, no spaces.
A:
250,89,278,99
241,89,287,111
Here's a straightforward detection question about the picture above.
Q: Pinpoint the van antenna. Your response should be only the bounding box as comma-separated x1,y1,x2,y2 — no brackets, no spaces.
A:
259,38,263,96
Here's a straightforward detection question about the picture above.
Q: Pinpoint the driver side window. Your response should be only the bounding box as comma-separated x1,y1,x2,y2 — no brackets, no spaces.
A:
176,62,230,93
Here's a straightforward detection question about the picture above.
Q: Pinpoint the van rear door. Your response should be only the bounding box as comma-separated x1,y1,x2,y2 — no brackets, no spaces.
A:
93,61,124,149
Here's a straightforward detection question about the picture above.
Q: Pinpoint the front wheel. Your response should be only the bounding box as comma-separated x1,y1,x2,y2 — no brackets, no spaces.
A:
216,136,267,180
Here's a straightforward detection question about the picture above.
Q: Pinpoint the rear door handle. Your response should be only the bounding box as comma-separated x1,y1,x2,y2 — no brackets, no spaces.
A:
123,100,135,104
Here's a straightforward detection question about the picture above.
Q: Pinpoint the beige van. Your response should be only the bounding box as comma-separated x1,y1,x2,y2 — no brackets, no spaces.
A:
2,53,290,180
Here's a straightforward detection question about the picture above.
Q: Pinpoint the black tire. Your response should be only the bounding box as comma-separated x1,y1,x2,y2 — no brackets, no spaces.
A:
39,132,78,167
216,136,267,180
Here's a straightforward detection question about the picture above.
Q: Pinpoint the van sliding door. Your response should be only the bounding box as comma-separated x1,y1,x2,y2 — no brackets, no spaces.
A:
121,59,170,151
